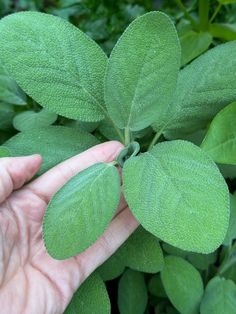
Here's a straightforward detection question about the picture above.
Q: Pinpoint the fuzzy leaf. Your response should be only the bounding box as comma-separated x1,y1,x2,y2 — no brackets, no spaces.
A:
200,277,236,314
64,273,110,314
123,140,229,253
105,11,180,131
43,162,120,259
13,109,57,131
3,126,98,175
153,41,236,135
0,12,107,121
161,256,204,314
201,101,236,165
118,269,148,314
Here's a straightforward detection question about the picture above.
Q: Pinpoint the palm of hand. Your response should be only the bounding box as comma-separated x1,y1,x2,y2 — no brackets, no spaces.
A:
0,142,138,314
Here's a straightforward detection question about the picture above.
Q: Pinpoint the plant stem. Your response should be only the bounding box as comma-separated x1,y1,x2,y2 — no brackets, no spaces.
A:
148,130,163,151
175,0,197,29
209,3,222,24
198,0,209,30
125,127,130,146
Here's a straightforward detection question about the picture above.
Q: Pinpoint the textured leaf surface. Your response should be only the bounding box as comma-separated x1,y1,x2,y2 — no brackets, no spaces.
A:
118,269,148,314
118,226,164,273
0,62,26,105
105,11,180,131
43,162,120,259
161,256,204,314
13,109,57,131
180,31,212,66
201,101,236,165
200,277,236,314
64,273,110,314
224,193,236,246
3,126,98,175
123,140,229,253
153,41,236,135
0,12,107,121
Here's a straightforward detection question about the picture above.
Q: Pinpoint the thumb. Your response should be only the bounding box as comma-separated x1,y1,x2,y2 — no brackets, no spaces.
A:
0,155,42,203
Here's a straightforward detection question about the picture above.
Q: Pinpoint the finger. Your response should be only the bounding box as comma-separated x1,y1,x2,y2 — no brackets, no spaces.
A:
77,208,139,282
27,141,123,203
0,155,42,203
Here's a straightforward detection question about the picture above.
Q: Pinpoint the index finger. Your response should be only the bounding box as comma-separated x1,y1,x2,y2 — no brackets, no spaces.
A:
26,141,123,203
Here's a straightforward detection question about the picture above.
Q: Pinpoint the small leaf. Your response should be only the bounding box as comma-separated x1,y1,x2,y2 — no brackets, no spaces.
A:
0,12,107,121
97,252,125,281
218,0,236,4
0,146,11,157
105,11,180,131
123,140,229,253
148,274,167,298
43,162,120,259
13,109,57,131
118,269,148,314
3,126,98,175
201,101,236,165
161,256,204,314
180,31,212,66
118,226,164,273
210,23,236,41
223,193,236,246
64,273,110,314
200,276,236,314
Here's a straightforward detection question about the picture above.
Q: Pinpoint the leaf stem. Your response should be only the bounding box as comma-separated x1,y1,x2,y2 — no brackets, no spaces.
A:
148,129,163,151
175,0,197,29
125,127,131,146
198,0,209,31
209,3,222,24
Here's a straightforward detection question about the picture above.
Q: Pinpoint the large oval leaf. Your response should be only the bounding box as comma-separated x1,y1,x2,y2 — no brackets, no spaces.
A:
201,101,236,165
105,11,180,131
3,126,98,175
123,140,229,253
0,12,107,121
161,256,204,314
200,276,236,314
64,273,110,314
43,162,120,259
153,41,236,135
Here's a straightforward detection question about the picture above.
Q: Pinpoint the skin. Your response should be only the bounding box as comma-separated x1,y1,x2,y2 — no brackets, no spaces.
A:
0,141,138,314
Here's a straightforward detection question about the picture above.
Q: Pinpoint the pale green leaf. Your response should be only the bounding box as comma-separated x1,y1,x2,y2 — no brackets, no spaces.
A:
0,12,107,121
161,256,204,314
123,140,229,253
118,269,148,314
13,109,57,131
64,273,110,314
3,126,98,175
224,193,236,246
118,226,164,273
180,31,212,66
105,11,180,131
153,41,236,135
201,101,236,165
43,162,120,259
200,277,236,314
97,252,125,281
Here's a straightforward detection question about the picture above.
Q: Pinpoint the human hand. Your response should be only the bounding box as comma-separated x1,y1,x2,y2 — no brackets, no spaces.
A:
0,141,138,314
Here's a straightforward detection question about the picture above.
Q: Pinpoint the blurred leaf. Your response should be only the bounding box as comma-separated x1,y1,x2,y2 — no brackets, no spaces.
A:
0,146,10,157
148,274,167,298
223,193,236,246
210,23,236,41
0,103,15,131
97,252,125,281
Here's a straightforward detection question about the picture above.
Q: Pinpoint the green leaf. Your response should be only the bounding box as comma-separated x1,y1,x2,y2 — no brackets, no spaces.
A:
201,101,236,165
180,31,212,66
0,146,11,157
0,12,107,121
3,126,98,175
187,251,217,271
0,63,26,105
64,119,99,133
97,252,125,281
161,256,204,314
13,109,57,132
0,103,15,131
148,274,167,298
200,277,236,314
64,273,110,314
218,0,236,4
118,269,148,314
43,162,120,259
153,41,236,135
123,140,229,253
118,226,164,273
224,193,236,246
210,23,236,41
105,11,180,131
